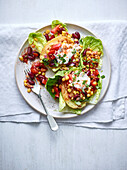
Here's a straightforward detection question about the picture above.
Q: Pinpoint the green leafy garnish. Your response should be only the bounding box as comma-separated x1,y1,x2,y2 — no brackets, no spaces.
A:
86,84,89,88
92,58,99,62
43,58,49,65
72,49,76,54
73,76,76,82
101,75,105,79
83,80,87,85
53,59,59,67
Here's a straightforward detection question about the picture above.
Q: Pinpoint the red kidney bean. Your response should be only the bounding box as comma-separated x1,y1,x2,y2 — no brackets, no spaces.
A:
75,41,79,44
74,94,80,99
75,32,80,39
27,79,35,85
96,78,99,82
83,49,87,56
28,72,35,79
27,55,35,60
44,34,50,41
38,75,45,79
22,54,28,59
59,27,65,34
72,33,78,39
50,34,55,40
27,47,33,55
87,70,91,76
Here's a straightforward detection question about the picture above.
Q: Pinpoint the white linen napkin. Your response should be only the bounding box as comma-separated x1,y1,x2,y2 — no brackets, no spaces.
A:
0,21,127,128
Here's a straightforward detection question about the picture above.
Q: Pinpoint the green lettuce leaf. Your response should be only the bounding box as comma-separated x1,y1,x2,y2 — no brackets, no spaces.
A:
59,92,81,114
45,70,66,99
28,32,47,53
51,20,68,31
80,36,104,68
82,36,103,56
88,75,102,104
59,92,66,111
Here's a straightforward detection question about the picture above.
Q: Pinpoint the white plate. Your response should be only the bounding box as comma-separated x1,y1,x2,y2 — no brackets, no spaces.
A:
15,23,111,119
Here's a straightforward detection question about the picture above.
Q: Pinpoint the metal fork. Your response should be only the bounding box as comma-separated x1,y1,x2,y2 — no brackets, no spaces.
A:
24,69,58,131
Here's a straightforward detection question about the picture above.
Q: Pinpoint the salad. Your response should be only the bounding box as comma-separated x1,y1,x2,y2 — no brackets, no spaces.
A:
19,20,105,115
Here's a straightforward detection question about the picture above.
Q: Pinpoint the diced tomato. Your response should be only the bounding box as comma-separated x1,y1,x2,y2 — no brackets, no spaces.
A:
51,43,62,51
33,52,39,58
54,86,59,93
48,50,55,55
31,67,39,75
33,61,40,67
55,93,59,98
90,80,98,87
93,69,99,76
42,79,47,85
51,25,60,34
68,74,73,81
50,55,56,60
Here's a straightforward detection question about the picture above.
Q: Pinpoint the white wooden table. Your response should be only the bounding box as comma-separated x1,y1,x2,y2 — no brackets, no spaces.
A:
0,0,127,169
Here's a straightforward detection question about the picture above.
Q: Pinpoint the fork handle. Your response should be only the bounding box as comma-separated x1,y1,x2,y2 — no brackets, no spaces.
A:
38,94,58,131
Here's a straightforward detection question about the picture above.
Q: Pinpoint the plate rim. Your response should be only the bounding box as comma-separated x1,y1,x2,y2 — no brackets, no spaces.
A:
15,23,111,119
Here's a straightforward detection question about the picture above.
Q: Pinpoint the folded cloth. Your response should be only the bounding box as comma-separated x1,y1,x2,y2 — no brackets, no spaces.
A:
0,21,127,128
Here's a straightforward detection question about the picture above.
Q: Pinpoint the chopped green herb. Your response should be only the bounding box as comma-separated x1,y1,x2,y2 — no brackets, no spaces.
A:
53,59,59,67
43,58,49,65
72,49,76,54
77,80,80,82
74,70,80,76
83,80,87,85
63,54,66,58
101,75,105,79
86,84,89,88
92,58,99,62
73,76,76,82
82,89,85,93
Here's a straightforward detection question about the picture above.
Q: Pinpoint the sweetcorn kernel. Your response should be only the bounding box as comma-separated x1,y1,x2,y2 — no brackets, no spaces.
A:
46,30,50,34
34,38,38,41
62,31,66,36
87,94,91,97
56,84,58,87
62,78,65,81
71,97,74,100
67,35,71,39
76,52,79,55
27,88,31,93
52,89,54,93
42,72,45,75
83,96,85,100
43,32,46,35
74,39,78,42
65,75,69,80
24,83,28,87
68,84,72,87
38,72,41,74
73,91,77,95
24,80,27,83
19,56,23,61
76,58,79,62
67,88,71,93
91,91,93,95
80,45,83,48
